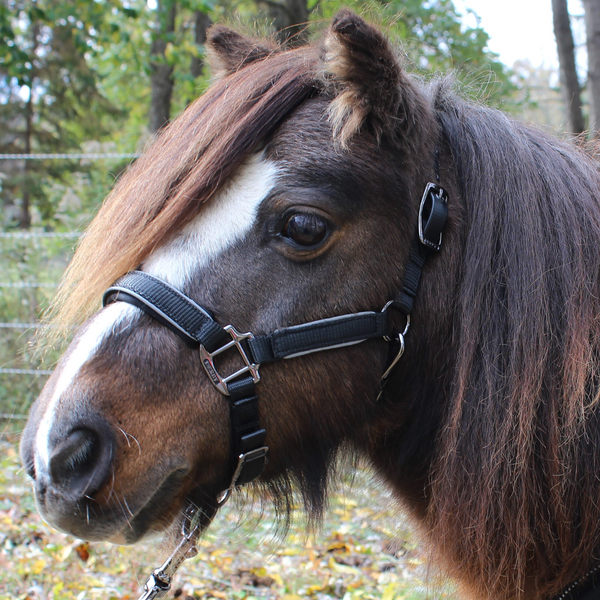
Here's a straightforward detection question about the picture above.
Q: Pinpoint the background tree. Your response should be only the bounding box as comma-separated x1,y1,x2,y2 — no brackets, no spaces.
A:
584,0,600,135
0,0,126,228
150,0,178,133
0,0,518,232
259,0,309,45
552,0,585,134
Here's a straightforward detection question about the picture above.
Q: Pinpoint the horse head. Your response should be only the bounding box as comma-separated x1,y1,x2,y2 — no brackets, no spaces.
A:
20,11,600,600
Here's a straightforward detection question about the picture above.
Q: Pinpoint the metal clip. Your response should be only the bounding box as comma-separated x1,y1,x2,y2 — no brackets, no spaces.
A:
215,446,270,507
378,302,411,400
199,325,260,395
138,570,172,600
137,504,201,600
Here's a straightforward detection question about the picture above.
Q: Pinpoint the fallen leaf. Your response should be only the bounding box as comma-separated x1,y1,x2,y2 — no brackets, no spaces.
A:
75,542,90,562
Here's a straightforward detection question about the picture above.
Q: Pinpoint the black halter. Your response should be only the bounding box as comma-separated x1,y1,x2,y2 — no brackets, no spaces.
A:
102,182,448,499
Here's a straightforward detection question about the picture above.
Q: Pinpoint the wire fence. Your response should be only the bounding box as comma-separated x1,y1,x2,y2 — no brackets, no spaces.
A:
0,151,108,422
0,152,141,426
0,231,80,238
0,368,54,376
0,282,57,288
1,231,72,420
0,152,139,160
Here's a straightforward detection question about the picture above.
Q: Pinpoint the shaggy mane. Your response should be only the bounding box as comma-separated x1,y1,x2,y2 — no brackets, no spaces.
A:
426,81,600,599
45,47,317,338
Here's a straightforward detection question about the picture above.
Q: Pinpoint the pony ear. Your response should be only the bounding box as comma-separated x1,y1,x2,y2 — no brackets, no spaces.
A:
321,10,413,146
206,25,279,79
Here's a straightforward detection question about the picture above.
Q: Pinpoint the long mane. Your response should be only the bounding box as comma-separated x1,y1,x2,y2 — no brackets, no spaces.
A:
46,47,317,336
428,81,600,599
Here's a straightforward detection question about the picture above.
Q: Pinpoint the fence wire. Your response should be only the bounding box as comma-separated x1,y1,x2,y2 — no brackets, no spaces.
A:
0,153,139,160
0,322,40,329
1,153,125,421
2,230,73,420
0,282,57,288
0,413,28,420
0,368,53,375
0,231,80,239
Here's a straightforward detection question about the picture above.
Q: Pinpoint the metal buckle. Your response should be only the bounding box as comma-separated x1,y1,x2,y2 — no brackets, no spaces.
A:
381,301,410,342
199,325,260,396
231,446,269,486
216,446,270,506
418,182,448,251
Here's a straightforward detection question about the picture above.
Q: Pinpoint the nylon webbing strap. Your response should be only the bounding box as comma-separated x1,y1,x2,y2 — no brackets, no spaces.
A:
248,311,389,364
393,242,428,315
105,272,392,365
100,180,448,496
103,271,229,353
103,271,267,488
393,183,448,316
227,377,268,486
552,564,600,600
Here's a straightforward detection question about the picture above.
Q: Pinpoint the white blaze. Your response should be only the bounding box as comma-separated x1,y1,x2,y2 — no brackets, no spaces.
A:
143,154,279,286
35,302,136,470
35,154,278,470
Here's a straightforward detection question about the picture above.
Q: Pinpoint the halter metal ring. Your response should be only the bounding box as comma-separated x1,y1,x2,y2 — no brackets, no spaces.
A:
381,301,410,341
199,325,260,396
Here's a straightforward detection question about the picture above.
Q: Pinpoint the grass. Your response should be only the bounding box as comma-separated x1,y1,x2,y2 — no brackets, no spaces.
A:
0,431,457,600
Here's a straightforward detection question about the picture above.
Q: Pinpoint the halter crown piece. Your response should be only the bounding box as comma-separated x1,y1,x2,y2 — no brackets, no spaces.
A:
102,181,449,600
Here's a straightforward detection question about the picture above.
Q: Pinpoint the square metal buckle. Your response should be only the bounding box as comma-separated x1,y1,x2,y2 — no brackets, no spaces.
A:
199,325,260,396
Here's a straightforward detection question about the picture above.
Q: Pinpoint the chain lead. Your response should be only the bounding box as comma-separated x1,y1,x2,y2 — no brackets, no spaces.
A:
137,504,201,600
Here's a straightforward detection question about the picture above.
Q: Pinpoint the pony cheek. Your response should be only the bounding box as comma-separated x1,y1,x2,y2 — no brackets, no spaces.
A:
255,344,384,475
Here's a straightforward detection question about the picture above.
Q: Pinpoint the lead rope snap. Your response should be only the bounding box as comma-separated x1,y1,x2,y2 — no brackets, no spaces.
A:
138,504,202,600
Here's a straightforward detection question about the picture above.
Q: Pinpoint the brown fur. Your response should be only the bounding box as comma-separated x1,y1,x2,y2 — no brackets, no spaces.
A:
320,9,418,147
26,11,600,600
205,25,280,79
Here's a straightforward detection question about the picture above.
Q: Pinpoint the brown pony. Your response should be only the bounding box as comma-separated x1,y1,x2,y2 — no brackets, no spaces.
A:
20,11,600,600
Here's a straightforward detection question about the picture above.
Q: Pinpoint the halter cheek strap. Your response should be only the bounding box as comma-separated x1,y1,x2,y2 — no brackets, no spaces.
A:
102,182,448,498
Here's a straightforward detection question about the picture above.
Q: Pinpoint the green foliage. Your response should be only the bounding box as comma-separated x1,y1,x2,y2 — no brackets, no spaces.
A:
0,0,128,228
314,0,514,107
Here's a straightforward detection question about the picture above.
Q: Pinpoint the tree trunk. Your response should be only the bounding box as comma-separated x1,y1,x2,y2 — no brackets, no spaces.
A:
19,23,39,229
264,0,309,46
191,10,211,80
584,0,600,135
19,86,33,229
149,0,177,134
552,0,585,135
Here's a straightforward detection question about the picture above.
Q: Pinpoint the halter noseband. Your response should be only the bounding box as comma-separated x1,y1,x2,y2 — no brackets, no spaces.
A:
102,182,448,500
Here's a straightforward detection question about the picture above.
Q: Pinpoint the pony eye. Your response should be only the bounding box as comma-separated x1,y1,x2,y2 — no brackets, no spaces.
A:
282,213,329,247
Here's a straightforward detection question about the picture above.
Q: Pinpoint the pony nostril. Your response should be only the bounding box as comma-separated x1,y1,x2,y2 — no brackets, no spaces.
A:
49,428,111,497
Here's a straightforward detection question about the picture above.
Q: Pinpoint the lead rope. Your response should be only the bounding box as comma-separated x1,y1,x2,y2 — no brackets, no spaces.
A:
553,564,600,600
137,504,202,600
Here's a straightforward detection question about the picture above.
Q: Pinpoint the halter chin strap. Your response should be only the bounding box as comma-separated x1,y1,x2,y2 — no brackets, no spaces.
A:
102,182,448,498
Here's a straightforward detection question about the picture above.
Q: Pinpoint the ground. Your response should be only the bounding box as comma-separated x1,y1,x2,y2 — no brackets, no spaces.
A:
0,433,456,600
